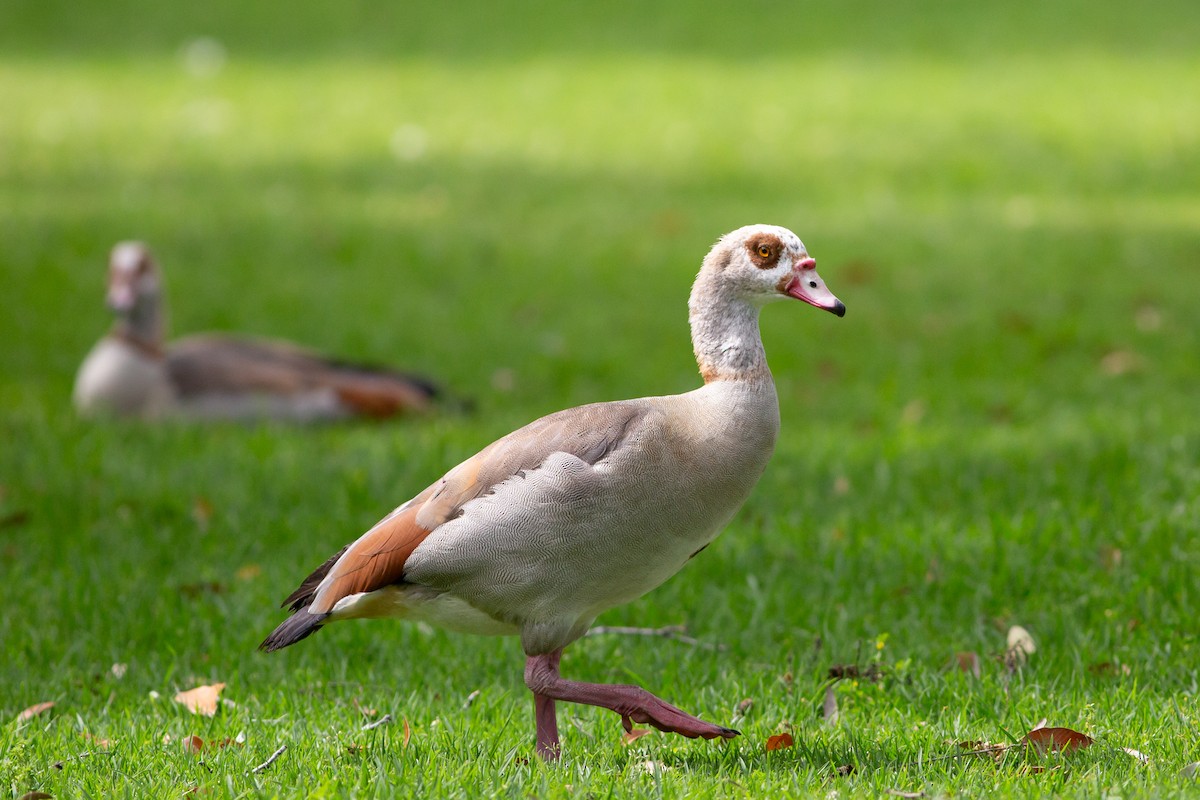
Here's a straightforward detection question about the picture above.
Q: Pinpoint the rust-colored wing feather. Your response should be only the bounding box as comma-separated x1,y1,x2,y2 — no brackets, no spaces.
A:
306,486,437,614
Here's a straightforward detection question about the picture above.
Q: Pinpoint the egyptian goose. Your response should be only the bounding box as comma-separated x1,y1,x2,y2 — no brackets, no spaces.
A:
73,242,440,421
261,225,844,759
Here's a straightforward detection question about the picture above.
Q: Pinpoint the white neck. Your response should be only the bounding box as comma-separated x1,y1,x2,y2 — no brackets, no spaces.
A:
688,271,771,384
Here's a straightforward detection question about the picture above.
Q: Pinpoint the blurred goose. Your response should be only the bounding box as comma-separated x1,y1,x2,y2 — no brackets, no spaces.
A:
261,225,845,759
73,242,441,421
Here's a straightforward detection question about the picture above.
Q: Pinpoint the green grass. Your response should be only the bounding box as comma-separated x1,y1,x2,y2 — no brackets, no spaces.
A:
2,1,1199,796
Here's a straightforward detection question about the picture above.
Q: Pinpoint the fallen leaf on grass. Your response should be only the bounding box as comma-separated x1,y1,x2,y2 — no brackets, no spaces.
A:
1023,726,1093,755
180,734,241,756
623,728,653,745
766,732,794,751
402,717,411,748
18,792,53,800
174,683,226,716
16,702,55,722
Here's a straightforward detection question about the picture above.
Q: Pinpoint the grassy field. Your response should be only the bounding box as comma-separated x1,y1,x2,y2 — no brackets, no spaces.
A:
2,1,1199,797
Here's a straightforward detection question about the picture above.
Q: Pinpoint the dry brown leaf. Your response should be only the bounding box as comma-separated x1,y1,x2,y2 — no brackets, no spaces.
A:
174,683,226,716
16,702,55,722
18,793,54,800
956,651,981,678
766,732,794,751
1023,726,1093,755
402,717,411,748
622,728,653,745
822,685,840,725
183,735,205,755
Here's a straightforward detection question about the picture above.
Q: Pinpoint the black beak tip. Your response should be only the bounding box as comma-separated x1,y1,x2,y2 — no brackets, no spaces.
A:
830,300,846,318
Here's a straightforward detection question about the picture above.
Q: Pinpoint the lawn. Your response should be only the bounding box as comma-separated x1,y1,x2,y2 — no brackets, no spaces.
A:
1,1,1198,797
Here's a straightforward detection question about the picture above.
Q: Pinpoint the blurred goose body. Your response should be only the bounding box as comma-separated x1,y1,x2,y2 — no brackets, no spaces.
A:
73,242,440,422
261,225,844,759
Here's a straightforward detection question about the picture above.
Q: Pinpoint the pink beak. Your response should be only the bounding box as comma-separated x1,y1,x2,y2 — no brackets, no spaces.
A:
784,257,845,317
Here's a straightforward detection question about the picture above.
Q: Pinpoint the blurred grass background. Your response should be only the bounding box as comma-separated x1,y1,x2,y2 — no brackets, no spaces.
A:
1,1,1198,797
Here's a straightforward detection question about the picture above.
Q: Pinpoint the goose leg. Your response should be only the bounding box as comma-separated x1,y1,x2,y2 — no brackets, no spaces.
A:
530,649,562,759
524,649,739,759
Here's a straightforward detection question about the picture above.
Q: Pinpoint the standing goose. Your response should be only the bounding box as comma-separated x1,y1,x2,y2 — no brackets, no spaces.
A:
261,224,845,759
73,242,441,421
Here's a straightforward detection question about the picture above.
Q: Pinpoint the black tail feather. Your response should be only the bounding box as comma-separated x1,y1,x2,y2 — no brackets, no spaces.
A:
259,610,329,652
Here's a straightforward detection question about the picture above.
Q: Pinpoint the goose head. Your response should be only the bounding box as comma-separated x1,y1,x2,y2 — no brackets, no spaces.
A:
709,224,845,316
106,241,161,317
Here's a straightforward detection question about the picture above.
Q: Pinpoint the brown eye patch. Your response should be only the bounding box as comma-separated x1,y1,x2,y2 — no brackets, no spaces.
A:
746,233,783,269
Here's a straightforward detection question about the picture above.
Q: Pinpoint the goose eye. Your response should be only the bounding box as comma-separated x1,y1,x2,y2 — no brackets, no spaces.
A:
757,245,772,258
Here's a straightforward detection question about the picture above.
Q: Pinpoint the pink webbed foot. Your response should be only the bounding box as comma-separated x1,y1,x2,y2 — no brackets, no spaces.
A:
525,650,738,759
